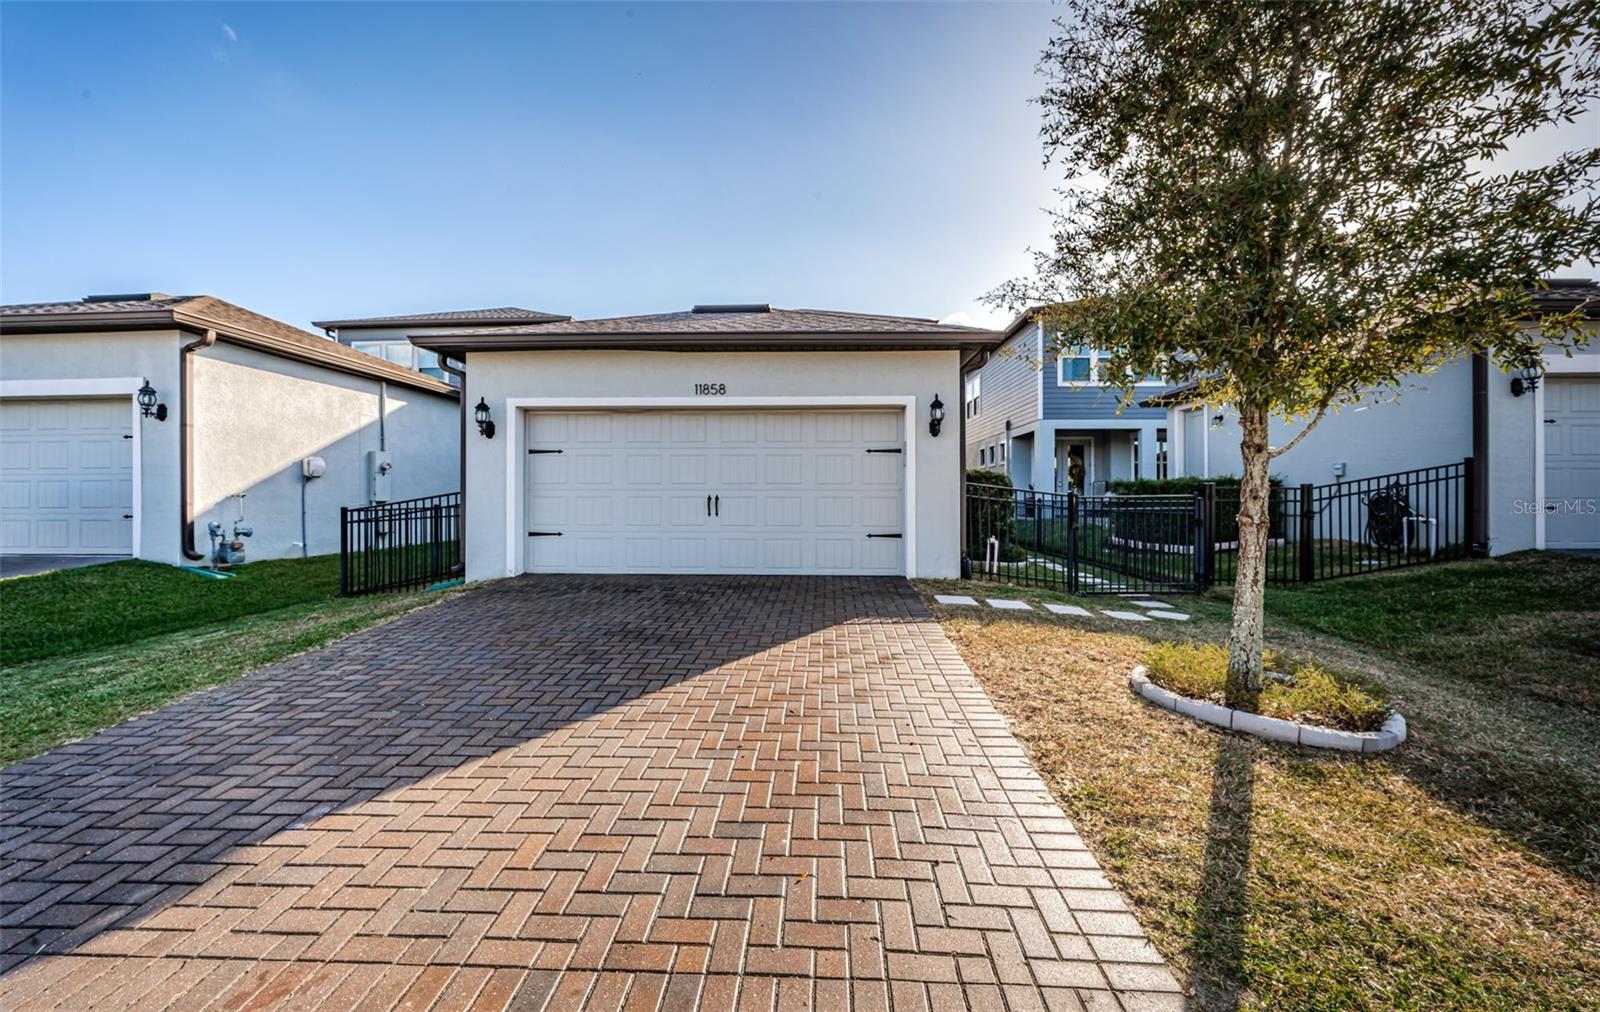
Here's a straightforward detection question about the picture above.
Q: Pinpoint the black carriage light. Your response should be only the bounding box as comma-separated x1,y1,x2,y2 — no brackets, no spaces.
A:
929,393,945,437
1510,365,1543,398
136,379,167,421
474,397,496,439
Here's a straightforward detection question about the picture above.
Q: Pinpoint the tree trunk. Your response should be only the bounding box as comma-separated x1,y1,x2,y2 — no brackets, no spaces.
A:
1225,402,1273,710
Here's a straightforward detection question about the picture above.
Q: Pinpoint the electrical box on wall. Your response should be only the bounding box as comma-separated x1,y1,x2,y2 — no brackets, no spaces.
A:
367,450,393,502
302,456,327,480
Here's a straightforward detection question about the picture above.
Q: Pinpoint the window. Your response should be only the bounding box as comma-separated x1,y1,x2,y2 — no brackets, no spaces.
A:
383,343,414,367
999,441,1007,463
1059,345,1093,383
352,340,387,359
964,374,981,417
1055,344,1166,386
1156,427,1169,479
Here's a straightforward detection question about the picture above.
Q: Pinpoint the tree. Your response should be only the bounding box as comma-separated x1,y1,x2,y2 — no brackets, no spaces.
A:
992,0,1600,708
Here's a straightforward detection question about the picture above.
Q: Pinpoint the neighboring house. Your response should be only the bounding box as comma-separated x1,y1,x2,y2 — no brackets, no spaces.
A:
312,307,572,385
1146,279,1600,553
409,304,1001,582
0,294,460,565
963,310,1168,493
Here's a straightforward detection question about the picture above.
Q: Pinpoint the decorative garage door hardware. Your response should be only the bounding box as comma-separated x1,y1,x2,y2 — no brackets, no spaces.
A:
527,448,563,454
865,447,903,453
706,495,720,516
866,532,903,538
527,531,564,537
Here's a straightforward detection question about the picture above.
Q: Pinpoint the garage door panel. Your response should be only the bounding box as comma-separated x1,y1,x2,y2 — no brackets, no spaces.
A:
815,454,855,484
524,408,904,574
0,397,132,554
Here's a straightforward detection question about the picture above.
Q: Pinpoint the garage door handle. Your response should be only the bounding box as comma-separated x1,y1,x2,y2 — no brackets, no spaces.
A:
865,447,902,454
123,514,133,519
866,532,902,539
707,495,712,517
527,531,563,537
714,495,720,516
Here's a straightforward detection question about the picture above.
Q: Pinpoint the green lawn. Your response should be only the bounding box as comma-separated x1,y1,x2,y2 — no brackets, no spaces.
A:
920,551,1600,1009
0,555,451,764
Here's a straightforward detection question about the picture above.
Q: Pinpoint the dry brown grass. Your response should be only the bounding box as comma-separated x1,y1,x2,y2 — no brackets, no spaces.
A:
921,580,1600,1010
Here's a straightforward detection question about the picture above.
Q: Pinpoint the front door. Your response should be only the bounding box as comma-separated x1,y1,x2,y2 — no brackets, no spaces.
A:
1057,440,1089,494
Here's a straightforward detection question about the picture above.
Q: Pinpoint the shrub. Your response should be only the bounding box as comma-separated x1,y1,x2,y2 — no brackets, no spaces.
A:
1143,642,1389,733
966,468,1026,561
1105,475,1287,542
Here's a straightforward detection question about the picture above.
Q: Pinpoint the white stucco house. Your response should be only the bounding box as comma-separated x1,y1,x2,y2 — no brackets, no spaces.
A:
409,304,1001,583
0,294,461,566
1147,280,1600,553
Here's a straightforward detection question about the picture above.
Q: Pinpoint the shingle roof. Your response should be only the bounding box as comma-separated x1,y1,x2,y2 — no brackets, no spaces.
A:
411,306,1001,356
1530,278,1600,317
439,307,992,338
1,295,456,396
311,307,572,329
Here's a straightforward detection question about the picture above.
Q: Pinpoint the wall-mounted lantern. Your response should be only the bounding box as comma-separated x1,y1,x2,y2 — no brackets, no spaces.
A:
1510,365,1543,398
929,394,945,437
474,397,496,439
136,379,167,421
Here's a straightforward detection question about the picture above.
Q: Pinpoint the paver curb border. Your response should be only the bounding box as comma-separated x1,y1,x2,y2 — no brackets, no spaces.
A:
1128,665,1406,753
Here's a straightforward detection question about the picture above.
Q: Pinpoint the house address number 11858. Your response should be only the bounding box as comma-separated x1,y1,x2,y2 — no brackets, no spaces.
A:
693,383,727,396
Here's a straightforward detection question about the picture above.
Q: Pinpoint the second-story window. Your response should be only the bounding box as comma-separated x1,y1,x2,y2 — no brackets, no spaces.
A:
965,374,981,417
1059,344,1094,383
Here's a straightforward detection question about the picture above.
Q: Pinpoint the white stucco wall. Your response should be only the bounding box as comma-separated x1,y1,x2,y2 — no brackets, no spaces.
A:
191,342,459,562
461,349,963,582
0,329,184,563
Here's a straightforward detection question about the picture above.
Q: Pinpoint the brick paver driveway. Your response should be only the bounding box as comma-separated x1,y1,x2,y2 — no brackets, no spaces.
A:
1,576,1179,1010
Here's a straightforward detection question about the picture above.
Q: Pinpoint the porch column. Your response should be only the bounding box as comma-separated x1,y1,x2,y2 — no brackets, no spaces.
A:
1137,422,1161,480
1032,424,1057,492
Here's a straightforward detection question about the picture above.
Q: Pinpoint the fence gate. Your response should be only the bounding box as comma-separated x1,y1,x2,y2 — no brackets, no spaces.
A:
966,484,1203,595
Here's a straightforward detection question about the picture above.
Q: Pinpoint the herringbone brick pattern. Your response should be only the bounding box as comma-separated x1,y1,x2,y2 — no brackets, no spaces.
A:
0,576,1180,1010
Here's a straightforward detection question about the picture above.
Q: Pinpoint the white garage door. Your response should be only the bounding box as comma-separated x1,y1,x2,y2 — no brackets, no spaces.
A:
524,409,905,574
0,398,134,555
1545,377,1600,549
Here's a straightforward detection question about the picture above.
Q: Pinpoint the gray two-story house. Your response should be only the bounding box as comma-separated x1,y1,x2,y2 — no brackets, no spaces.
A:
963,310,1167,493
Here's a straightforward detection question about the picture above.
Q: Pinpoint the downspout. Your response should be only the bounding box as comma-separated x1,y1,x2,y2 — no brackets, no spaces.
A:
440,356,467,570
180,328,218,560
1471,353,1489,556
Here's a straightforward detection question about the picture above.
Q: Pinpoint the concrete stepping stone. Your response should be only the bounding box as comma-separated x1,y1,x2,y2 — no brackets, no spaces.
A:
1100,609,1152,622
1044,603,1092,617
1130,600,1172,609
934,594,980,606
1149,610,1190,621
987,599,1033,610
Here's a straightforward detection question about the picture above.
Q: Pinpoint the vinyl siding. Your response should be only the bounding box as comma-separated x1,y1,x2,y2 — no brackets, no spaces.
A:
964,324,1041,465
1041,343,1168,421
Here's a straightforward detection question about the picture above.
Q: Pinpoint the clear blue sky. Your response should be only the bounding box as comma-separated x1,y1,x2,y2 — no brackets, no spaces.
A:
1,1,1061,330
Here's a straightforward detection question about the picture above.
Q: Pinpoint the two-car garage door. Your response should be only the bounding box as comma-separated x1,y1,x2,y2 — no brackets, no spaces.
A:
0,398,134,555
524,409,905,574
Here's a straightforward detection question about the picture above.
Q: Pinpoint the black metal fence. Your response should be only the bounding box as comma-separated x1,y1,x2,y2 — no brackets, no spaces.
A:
339,492,462,596
967,484,1205,595
967,458,1473,595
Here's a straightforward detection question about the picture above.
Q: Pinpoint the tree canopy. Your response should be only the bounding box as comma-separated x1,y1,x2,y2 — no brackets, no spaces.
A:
993,0,1600,434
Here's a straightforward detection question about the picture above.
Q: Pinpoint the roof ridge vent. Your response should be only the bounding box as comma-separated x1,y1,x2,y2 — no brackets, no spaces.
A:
691,303,771,314
84,292,174,303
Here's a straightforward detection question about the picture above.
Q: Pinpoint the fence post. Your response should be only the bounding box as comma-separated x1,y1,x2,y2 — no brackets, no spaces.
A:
1298,483,1316,583
1462,455,1480,555
338,506,349,596
1066,489,1079,595
1201,482,1217,589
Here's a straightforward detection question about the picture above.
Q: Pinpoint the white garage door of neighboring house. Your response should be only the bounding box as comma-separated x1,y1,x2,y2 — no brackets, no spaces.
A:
0,398,134,554
524,409,905,574
1545,377,1600,550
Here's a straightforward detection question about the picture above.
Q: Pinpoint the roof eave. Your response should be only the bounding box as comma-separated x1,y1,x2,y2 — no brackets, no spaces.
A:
410,329,1004,355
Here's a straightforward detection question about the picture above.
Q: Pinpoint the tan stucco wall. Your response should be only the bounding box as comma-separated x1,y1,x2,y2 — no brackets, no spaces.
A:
462,348,964,582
